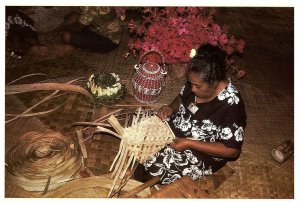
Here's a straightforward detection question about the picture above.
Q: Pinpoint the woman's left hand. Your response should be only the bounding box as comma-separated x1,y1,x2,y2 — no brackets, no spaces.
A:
170,138,191,151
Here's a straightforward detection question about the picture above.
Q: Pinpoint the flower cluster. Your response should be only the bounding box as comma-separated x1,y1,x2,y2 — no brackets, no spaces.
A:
190,49,197,59
116,7,246,79
87,73,127,106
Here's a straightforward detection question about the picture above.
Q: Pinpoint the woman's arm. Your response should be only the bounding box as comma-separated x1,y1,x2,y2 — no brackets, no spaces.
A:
170,138,240,159
157,95,181,120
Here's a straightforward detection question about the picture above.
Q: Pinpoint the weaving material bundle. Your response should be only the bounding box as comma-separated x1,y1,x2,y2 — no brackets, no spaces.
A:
98,108,175,196
6,130,83,192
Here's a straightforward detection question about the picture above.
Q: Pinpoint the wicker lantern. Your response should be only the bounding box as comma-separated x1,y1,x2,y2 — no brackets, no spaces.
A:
132,50,167,104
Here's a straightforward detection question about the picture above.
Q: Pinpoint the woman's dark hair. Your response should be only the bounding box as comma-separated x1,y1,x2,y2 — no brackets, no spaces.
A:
188,44,227,84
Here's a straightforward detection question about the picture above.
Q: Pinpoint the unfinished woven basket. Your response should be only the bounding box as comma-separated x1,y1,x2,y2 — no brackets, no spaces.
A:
96,108,175,197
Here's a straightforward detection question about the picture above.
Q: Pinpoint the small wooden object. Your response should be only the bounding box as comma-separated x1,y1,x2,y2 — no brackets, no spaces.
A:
122,176,160,198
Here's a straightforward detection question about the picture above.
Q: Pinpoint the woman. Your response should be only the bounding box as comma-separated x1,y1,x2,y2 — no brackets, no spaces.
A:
60,7,122,53
5,7,48,57
135,44,247,184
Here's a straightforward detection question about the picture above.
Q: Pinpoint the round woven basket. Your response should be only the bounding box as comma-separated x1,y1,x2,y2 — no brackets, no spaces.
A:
43,176,150,198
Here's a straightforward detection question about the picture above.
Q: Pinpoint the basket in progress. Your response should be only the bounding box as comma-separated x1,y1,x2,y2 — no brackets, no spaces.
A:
97,108,175,197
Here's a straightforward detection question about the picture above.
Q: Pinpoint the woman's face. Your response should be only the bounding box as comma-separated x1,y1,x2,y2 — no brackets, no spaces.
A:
187,71,218,99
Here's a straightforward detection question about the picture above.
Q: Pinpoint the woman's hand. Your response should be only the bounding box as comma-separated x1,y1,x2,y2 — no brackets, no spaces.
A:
170,138,191,151
157,105,174,120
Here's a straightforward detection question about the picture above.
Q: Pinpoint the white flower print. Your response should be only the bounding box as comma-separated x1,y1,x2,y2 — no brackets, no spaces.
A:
184,150,198,164
7,16,14,24
219,127,233,140
143,155,157,168
191,124,206,140
178,115,192,131
201,120,217,133
182,165,203,180
227,83,238,93
234,125,244,141
180,85,185,96
172,116,182,127
14,16,23,25
5,22,10,31
227,93,240,105
161,174,181,185
162,146,183,168
178,104,186,115
218,89,227,101
203,167,213,176
212,157,224,162
217,82,240,105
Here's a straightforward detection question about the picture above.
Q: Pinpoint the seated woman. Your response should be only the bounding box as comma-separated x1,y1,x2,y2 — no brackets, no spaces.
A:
59,7,122,53
134,44,247,185
5,6,48,57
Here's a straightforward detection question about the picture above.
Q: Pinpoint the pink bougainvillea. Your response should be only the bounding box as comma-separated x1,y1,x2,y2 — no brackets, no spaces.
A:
115,7,246,79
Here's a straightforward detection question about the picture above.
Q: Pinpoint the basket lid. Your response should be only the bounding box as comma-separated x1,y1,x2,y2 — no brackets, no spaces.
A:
140,62,163,78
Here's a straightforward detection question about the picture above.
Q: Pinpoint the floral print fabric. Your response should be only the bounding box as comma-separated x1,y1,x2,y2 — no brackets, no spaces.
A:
142,81,247,185
79,7,122,44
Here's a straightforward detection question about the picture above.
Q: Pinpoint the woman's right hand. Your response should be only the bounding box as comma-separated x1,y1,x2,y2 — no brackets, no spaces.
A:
157,105,174,121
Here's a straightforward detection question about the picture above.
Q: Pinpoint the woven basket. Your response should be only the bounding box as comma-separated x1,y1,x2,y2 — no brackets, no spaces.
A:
96,108,175,197
43,176,150,198
132,50,167,104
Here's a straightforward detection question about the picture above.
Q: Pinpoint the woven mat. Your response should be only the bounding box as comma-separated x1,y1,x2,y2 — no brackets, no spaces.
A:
5,7,294,198
211,149,294,198
84,133,121,175
234,80,294,176
197,165,235,195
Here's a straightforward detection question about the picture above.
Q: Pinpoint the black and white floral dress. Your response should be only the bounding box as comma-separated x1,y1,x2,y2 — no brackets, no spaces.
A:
142,80,247,185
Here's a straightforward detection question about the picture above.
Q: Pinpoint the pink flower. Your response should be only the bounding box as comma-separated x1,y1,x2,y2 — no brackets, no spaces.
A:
123,7,246,68
141,42,150,51
150,43,159,51
236,39,245,53
176,7,186,15
197,33,208,44
164,7,176,15
147,26,156,38
134,38,142,50
136,25,144,36
187,7,198,15
219,34,228,46
167,17,178,26
208,35,218,46
178,27,189,35
226,46,234,55
212,23,221,34
159,40,169,52
180,49,191,63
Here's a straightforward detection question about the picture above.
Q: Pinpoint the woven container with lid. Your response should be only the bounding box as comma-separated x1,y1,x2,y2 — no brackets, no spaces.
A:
132,50,167,104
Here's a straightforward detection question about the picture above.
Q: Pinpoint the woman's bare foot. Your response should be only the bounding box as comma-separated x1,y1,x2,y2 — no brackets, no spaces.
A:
53,44,75,56
28,45,48,56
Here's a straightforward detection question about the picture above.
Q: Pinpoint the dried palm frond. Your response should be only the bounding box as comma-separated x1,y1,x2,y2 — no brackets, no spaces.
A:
6,130,83,192
5,76,95,123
